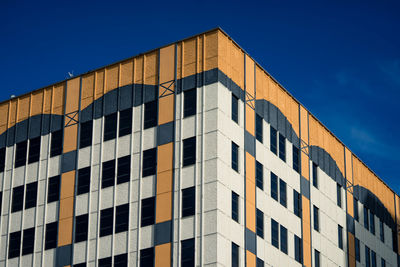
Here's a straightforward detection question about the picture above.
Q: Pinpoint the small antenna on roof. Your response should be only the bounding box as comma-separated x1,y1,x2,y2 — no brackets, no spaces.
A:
10,95,16,99
67,71,74,78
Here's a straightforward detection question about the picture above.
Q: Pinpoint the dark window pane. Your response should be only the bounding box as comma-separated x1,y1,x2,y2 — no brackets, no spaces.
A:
232,191,239,222
294,235,303,263
28,137,41,164
9,231,21,258
278,133,286,161
380,220,385,242
314,250,320,267
45,222,58,250
114,253,128,267
104,113,117,141
102,160,115,189
312,163,318,188
369,212,375,235
271,219,279,248
184,88,197,118
99,256,112,267
183,137,196,167
12,185,24,212
313,206,319,232
231,242,239,267
280,225,288,254
22,227,35,255
140,247,154,267
365,246,370,267
15,141,27,167
144,100,158,129
117,155,131,184
381,258,386,267
371,250,376,267
119,108,132,137
338,225,343,249
115,203,129,233
364,207,369,230
336,184,342,207
355,237,360,262
279,179,287,207
182,187,195,217
271,172,278,201
255,114,263,143
231,94,238,124
0,147,6,172
47,175,60,203
256,209,264,238
256,258,264,267
353,198,359,221
25,181,38,209
270,127,277,155
50,130,63,157
231,142,239,172
143,148,157,177
75,214,89,242
80,121,93,148
293,190,302,218
293,145,299,173
141,197,155,227
181,238,195,267
78,167,91,195
256,161,263,190
100,208,113,237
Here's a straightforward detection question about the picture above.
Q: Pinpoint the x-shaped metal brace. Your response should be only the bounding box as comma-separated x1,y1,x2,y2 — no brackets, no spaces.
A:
159,80,175,98
300,140,309,156
345,180,354,193
245,92,255,110
65,111,79,128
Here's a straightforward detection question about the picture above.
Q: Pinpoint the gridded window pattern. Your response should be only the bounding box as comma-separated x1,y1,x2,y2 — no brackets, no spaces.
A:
143,148,157,177
280,225,288,254
75,214,89,242
184,88,197,118
12,185,24,212
271,218,279,248
144,100,158,129
119,108,132,137
104,112,117,141
50,130,63,157
78,166,91,195
293,190,302,218
28,136,41,164
278,133,286,161
100,207,114,237
271,173,286,207
102,159,115,189
25,181,38,209
255,114,263,143
181,238,195,267
270,127,277,155
279,179,287,207
270,172,278,201
115,203,129,233
45,222,58,250
140,247,154,267
47,175,60,203
183,137,196,166
117,155,131,184
141,197,155,227
256,160,263,190
232,191,239,223
8,231,21,258
22,227,35,256
80,120,93,148
231,94,239,123
182,186,195,217
231,142,239,172
99,253,128,267
256,209,264,238
15,140,27,168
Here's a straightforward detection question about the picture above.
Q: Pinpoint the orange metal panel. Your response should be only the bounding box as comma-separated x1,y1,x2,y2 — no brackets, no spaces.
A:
246,250,256,267
158,95,174,125
347,191,354,217
156,170,173,195
120,59,134,87
301,152,309,180
255,66,265,100
205,30,218,72
60,171,76,199
17,95,30,123
300,105,308,143
157,143,173,173
8,99,17,128
345,148,353,183
156,192,172,223
197,35,204,73
81,73,95,110
31,90,44,116
134,56,144,84
229,41,244,89
95,70,105,100
246,153,255,185
245,55,255,98
302,195,311,267
59,197,74,219
303,240,311,267
155,243,171,267
0,102,9,135
63,124,78,153
217,30,228,77
144,51,158,85
176,44,182,80
246,105,255,136
52,84,65,115
246,202,256,233
159,45,175,85
58,218,73,246
43,87,52,114
105,64,119,93
65,78,80,113
348,232,355,258
268,78,277,107
183,38,197,78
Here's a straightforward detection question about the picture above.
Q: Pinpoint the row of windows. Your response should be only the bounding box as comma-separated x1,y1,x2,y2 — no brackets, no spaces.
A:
362,205,385,243
231,242,265,267
354,237,386,267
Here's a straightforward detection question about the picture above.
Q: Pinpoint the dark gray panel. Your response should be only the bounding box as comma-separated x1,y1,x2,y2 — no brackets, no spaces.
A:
176,80,182,94
216,69,228,88
94,98,103,119
311,146,318,163
205,68,219,85
263,100,269,122
143,85,157,103
134,84,143,107
51,115,63,132
119,85,133,111
16,120,29,143
255,100,264,117
244,131,255,157
269,104,277,129
62,150,77,173
245,228,257,255
300,176,310,199
157,122,174,146
329,158,336,179
232,83,241,99
197,72,204,87
324,152,330,177
347,214,355,234
29,115,42,139
318,147,324,170
286,120,292,143
182,74,196,91
41,114,51,135
154,220,172,245
56,245,71,267
6,127,15,147
0,133,6,149
104,89,118,116
239,88,245,102
81,105,93,123
292,133,300,149
277,110,286,137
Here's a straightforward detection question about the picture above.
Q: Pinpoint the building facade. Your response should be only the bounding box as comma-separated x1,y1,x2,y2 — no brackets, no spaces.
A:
0,28,398,267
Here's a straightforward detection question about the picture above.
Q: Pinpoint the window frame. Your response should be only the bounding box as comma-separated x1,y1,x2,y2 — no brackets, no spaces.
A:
182,186,196,217
144,100,158,129
183,137,196,167
184,88,197,118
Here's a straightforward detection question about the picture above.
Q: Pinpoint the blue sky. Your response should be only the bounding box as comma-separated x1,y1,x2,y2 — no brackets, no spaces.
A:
1,0,399,192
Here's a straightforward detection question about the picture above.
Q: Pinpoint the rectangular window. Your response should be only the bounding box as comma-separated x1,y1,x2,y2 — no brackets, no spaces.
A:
117,155,131,184
144,100,158,129
22,227,35,255
75,214,89,242
181,238,195,267
141,197,155,227
314,249,320,267
114,253,128,267
142,148,157,177
355,237,360,262
271,172,278,201
280,225,288,254
184,88,197,118
25,181,38,209
293,190,302,218
231,94,239,124
369,212,375,235
336,184,342,208
12,185,24,212
365,246,370,267
100,207,113,237
48,175,60,203
279,179,287,207
183,137,196,166
270,127,277,155
104,112,117,141
50,130,63,157
381,258,386,267
256,258,264,267
255,114,263,143
293,145,299,173
231,242,239,267
380,219,385,242
28,137,41,164
271,218,279,248
140,247,154,267
312,163,318,188
45,222,58,250
8,231,21,258
256,209,264,238
338,225,343,249
102,159,115,189
364,207,369,230
98,257,111,267
0,147,6,172
80,121,93,148
256,161,263,190
15,140,27,167
353,198,359,221
371,250,376,267
313,205,319,232
119,108,132,137
115,203,129,233
231,142,239,172
278,133,286,161
294,235,303,263
232,191,239,223
182,187,195,217
77,166,91,195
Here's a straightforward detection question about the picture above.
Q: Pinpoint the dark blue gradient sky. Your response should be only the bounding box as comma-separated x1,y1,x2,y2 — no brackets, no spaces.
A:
1,1,399,192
